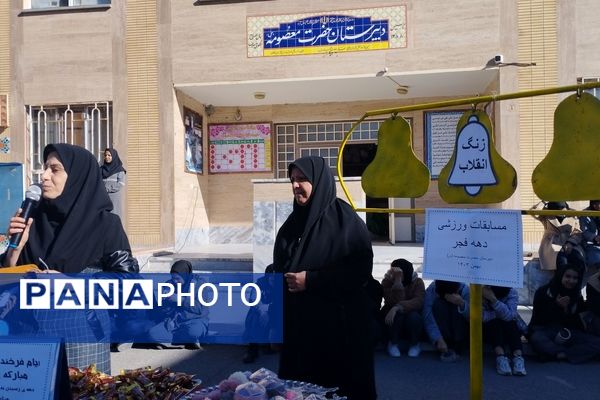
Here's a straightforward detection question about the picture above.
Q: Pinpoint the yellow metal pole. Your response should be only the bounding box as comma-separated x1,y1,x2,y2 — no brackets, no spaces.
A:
469,284,483,400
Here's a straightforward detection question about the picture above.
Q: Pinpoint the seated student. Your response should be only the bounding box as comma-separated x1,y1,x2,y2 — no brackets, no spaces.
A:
578,200,600,271
584,271,600,337
380,259,425,358
532,201,586,271
482,285,528,376
528,264,600,363
147,260,209,349
423,280,470,362
242,264,276,363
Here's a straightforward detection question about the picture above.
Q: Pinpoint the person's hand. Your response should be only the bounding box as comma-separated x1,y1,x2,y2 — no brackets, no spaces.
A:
285,272,306,293
436,338,448,353
392,267,404,283
385,306,399,326
556,295,570,312
384,268,394,281
482,286,497,303
444,293,465,308
7,209,33,251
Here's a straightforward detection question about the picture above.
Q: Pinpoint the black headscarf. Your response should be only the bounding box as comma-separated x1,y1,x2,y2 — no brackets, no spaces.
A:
548,264,584,303
18,144,131,273
171,260,193,286
435,280,460,297
273,156,372,281
490,285,511,300
391,258,414,287
101,148,126,179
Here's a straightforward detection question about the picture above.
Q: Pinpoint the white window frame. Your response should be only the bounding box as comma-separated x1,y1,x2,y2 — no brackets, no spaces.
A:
27,102,112,182
578,77,600,99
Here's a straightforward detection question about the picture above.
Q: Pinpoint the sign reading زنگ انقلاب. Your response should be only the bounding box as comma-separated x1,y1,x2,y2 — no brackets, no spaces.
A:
0,341,62,399
423,208,523,287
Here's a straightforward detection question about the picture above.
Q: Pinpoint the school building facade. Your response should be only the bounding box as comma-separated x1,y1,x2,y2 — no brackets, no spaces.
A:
0,0,598,257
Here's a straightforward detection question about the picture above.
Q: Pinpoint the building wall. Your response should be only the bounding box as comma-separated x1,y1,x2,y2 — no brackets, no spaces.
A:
171,0,502,84
8,0,598,250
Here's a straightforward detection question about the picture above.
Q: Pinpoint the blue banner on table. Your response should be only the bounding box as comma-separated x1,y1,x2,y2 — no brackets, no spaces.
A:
0,273,283,345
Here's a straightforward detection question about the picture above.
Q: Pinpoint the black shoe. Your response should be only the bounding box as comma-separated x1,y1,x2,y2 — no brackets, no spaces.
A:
242,348,259,363
183,343,202,350
132,343,162,350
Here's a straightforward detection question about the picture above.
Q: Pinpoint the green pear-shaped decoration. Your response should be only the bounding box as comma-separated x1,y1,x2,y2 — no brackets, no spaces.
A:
438,110,517,204
532,92,600,201
361,115,430,198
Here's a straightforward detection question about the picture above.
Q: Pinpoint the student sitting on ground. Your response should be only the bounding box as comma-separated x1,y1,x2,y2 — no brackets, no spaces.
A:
583,271,600,337
482,285,528,376
147,260,209,350
380,259,425,358
423,280,469,362
528,264,600,363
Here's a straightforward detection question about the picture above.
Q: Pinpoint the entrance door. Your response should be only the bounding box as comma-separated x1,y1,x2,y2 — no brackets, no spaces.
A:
388,198,415,243
342,143,391,241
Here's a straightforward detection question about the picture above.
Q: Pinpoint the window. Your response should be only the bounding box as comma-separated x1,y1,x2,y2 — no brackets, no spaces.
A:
578,77,600,99
27,102,112,182
28,0,110,9
274,119,385,178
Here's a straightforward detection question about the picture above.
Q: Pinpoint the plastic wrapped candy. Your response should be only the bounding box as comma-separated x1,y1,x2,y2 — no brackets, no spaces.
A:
229,371,249,385
283,389,303,400
233,381,267,400
257,377,286,397
249,367,277,383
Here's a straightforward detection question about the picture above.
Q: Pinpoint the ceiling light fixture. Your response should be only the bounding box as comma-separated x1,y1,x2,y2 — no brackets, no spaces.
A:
254,91,266,100
376,67,410,95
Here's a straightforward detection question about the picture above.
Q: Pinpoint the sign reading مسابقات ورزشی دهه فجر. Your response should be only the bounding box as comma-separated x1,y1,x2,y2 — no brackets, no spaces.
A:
422,208,523,288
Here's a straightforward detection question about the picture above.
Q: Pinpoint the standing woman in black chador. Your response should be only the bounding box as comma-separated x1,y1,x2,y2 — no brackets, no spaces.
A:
273,156,377,400
101,147,127,218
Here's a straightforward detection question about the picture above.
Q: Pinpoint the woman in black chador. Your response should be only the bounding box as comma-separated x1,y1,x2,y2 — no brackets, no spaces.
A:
273,156,377,400
2,143,138,373
3,143,136,273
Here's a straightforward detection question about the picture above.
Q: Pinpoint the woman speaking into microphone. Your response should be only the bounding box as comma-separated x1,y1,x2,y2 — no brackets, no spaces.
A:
1,143,138,372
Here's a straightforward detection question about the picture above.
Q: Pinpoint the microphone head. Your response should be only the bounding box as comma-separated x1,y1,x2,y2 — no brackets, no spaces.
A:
25,184,42,202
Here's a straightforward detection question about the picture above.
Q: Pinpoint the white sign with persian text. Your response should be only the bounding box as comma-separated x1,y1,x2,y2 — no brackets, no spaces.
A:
423,208,523,287
425,111,463,178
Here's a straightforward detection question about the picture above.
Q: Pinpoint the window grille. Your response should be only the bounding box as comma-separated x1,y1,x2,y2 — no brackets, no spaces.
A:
578,77,600,99
27,102,112,182
28,0,110,9
274,119,385,178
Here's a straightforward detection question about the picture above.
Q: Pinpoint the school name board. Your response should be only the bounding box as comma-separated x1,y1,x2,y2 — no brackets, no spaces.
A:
422,208,523,287
208,123,272,173
247,6,406,57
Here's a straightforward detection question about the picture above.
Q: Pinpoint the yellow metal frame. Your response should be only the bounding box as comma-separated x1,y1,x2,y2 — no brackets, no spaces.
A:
335,81,600,400
336,81,600,216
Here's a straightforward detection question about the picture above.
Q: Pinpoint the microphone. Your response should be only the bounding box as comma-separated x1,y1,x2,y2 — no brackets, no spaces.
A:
8,184,42,249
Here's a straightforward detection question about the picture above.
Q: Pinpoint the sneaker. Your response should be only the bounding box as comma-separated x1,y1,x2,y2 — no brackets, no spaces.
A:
512,355,527,376
387,342,401,357
496,355,512,376
408,344,421,358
